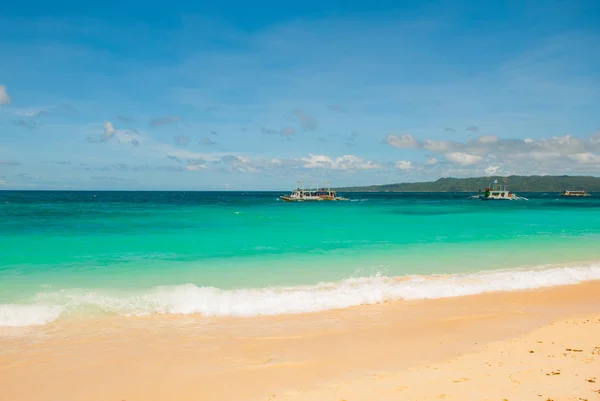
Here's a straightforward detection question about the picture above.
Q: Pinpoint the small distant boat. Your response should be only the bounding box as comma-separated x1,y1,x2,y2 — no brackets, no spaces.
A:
470,180,528,201
561,190,590,197
280,181,348,202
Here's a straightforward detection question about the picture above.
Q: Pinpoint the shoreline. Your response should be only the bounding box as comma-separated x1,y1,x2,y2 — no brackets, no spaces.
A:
3,259,600,327
2,280,600,400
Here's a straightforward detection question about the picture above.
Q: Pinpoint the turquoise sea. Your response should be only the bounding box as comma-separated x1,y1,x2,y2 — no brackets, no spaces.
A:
1,191,600,326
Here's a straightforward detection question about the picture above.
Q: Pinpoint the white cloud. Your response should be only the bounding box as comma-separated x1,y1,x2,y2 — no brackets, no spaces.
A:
336,155,382,170
100,123,142,146
478,135,498,144
425,157,438,165
206,155,286,174
162,146,226,162
385,134,421,149
301,154,382,170
185,163,207,171
0,85,11,105
103,121,116,140
445,152,483,165
300,154,332,169
395,160,414,170
220,155,261,173
14,108,46,117
527,151,562,161
484,165,500,175
569,152,600,165
423,140,455,153
534,135,585,155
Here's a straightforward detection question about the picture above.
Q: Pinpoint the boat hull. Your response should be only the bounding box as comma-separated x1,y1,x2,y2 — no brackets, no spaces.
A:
280,196,347,202
482,197,515,200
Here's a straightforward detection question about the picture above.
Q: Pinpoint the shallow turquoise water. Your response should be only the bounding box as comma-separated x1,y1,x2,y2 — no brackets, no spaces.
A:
1,191,600,325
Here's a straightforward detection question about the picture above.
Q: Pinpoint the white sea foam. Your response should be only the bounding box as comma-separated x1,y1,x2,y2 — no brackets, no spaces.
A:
0,304,63,327
2,263,600,327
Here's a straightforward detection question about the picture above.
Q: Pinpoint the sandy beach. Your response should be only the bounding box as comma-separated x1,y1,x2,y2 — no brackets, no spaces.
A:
2,281,600,401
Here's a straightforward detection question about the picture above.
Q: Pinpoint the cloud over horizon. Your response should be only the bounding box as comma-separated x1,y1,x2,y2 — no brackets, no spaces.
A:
384,131,600,176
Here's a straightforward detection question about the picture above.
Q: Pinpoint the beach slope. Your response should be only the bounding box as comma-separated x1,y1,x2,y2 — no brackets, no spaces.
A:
2,282,600,401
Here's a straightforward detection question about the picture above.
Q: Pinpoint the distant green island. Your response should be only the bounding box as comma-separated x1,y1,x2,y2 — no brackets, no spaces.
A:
338,175,600,193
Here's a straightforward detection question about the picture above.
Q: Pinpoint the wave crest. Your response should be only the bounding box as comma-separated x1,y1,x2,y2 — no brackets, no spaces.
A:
2,263,600,327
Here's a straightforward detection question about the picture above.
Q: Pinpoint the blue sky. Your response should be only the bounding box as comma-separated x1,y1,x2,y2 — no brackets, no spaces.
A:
1,0,599,190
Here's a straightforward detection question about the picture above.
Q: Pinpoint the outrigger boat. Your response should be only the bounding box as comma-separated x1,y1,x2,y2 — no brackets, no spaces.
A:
280,181,348,202
561,189,590,197
469,180,528,201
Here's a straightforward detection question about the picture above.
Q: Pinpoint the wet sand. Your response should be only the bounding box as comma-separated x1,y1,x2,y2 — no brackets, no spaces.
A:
2,281,600,401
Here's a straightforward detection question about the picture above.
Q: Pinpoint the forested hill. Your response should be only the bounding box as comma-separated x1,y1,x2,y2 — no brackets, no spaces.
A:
338,176,600,193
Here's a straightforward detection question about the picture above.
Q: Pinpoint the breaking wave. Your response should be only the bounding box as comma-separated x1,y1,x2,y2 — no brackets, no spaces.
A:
2,263,600,327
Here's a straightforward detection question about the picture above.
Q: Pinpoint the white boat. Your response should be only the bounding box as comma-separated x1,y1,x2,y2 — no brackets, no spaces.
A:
561,190,590,197
470,180,528,201
280,181,348,202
